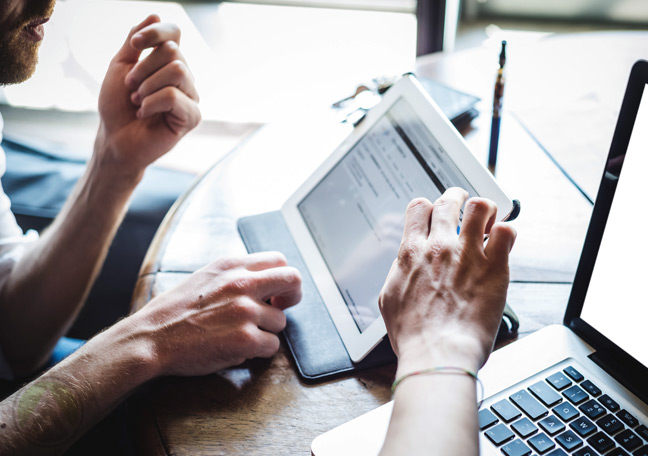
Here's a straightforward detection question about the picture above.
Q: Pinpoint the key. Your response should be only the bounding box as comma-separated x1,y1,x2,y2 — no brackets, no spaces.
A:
574,446,597,456
570,416,597,437
547,373,573,391
617,410,639,428
553,402,580,422
556,430,583,451
599,394,620,412
529,381,563,407
580,380,601,397
485,423,515,445
539,415,566,436
491,399,522,423
615,429,642,452
563,366,584,382
528,432,556,454
563,385,589,405
633,445,648,456
587,431,615,453
512,417,538,438
510,390,549,420
636,425,648,441
479,409,499,430
579,399,606,420
502,439,533,456
598,414,625,435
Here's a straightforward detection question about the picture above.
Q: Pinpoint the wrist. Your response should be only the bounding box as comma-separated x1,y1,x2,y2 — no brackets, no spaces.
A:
92,127,145,188
91,314,162,384
395,330,485,377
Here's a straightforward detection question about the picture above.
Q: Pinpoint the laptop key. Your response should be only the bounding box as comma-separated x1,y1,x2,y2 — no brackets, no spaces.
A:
529,381,563,407
501,438,533,456
556,430,584,451
616,410,639,428
570,416,597,437
563,366,584,382
478,408,499,430
528,432,556,454
539,415,566,436
636,425,648,440
580,380,601,397
512,417,538,438
547,373,573,391
510,390,549,420
587,431,616,453
579,399,607,420
573,446,597,456
491,399,522,422
599,394,621,412
563,385,589,405
633,445,648,456
615,430,642,452
547,449,568,456
598,414,625,435
607,448,630,456
485,423,515,445
553,402,580,422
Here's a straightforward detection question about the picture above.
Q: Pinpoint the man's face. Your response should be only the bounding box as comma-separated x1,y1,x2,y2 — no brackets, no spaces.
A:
0,0,56,85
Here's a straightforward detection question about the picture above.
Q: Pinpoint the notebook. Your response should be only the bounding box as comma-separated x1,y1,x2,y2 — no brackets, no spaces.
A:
310,60,648,455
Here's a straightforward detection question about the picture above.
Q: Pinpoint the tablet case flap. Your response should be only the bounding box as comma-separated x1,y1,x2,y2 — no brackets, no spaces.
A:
238,211,396,381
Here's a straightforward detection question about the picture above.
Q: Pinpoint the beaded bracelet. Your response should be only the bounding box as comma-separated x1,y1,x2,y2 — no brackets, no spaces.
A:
391,366,484,407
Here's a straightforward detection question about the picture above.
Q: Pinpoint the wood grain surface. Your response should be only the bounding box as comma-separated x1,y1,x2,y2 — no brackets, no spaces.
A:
128,32,647,455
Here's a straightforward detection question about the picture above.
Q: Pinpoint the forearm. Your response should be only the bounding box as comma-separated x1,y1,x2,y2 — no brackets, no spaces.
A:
0,147,143,375
0,314,158,455
380,350,482,456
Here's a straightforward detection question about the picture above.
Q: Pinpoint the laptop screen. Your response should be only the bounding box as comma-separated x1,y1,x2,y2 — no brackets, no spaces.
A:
579,85,648,368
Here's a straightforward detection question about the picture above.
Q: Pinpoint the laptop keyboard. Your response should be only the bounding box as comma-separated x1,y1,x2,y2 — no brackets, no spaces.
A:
479,365,648,456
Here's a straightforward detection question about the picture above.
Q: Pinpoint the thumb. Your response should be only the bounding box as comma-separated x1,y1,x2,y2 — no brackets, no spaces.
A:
113,14,161,63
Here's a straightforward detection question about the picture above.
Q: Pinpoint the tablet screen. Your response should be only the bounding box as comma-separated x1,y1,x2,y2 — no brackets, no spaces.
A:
298,97,477,332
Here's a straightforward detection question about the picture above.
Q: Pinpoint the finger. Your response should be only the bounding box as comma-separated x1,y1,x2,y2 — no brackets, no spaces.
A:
252,266,302,310
484,222,517,264
255,304,288,334
125,40,186,91
401,198,433,245
131,60,198,106
459,197,498,248
252,331,281,359
130,22,181,52
242,251,288,272
428,187,469,241
114,15,161,64
137,87,201,132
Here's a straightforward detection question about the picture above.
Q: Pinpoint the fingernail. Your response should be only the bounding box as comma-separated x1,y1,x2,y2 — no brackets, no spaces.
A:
131,91,141,105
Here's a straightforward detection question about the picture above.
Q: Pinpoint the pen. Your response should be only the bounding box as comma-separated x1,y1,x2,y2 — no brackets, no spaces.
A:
489,40,506,174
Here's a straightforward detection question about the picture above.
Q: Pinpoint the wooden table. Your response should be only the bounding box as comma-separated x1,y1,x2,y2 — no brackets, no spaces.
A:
128,32,648,455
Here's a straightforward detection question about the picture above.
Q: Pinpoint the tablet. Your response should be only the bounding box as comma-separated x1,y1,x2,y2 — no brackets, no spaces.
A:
281,74,516,362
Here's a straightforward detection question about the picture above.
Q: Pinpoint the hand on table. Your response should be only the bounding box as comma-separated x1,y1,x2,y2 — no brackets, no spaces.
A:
95,14,201,176
379,188,517,371
137,252,302,377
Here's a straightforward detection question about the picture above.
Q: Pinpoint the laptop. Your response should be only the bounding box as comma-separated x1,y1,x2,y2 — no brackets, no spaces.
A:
311,60,648,456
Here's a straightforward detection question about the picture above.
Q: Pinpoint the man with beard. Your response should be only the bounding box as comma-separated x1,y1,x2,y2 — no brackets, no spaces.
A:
0,0,303,453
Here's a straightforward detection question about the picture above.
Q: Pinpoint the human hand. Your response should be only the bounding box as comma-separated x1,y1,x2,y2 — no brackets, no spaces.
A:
379,188,516,373
95,14,201,179
136,252,301,377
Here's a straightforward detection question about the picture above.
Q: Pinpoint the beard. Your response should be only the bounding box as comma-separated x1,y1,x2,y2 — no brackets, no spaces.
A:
0,0,55,85
0,32,41,85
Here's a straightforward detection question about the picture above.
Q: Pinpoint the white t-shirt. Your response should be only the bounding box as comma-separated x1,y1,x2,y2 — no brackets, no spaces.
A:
0,114,39,380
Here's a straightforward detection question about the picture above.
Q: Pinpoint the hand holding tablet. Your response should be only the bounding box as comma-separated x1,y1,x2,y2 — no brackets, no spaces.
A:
240,74,518,375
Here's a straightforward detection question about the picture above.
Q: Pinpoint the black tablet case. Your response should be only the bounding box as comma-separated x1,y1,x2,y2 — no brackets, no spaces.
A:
238,211,396,381
238,210,520,381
